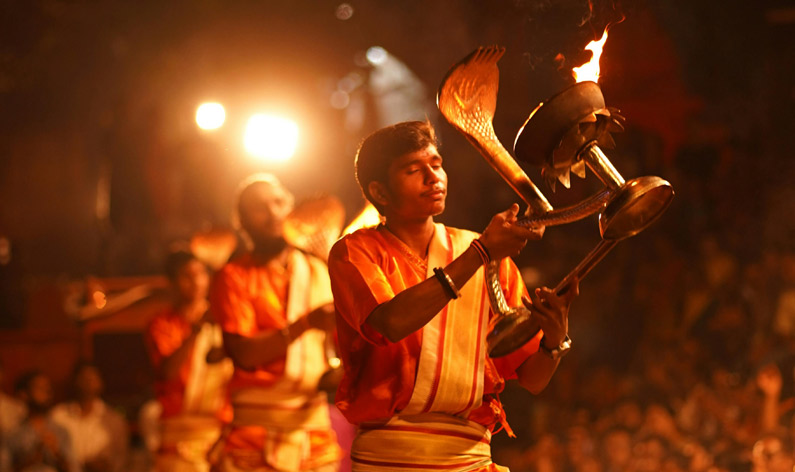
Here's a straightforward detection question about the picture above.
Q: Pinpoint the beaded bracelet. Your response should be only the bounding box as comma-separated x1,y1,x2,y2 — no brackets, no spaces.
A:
433,267,461,300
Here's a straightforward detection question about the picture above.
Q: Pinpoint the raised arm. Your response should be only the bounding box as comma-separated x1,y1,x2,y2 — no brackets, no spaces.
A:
367,204,542,343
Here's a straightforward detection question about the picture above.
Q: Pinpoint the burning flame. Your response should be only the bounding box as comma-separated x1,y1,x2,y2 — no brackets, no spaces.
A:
572,29,608,83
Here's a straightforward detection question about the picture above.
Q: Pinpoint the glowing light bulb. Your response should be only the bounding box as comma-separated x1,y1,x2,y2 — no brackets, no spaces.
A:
244,114,299,162
196,102,226,130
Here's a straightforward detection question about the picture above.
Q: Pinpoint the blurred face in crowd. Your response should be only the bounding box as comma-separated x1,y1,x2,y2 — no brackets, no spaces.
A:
175,258,209,304
533,433,564,471
238,180,294,251
23,373,54,414
752,436,794,472
632,436,667,472
684,443,714,472
614,401,643,430
602,429,632,468
74,364,103,400
643,404,678,438
565,426,595,465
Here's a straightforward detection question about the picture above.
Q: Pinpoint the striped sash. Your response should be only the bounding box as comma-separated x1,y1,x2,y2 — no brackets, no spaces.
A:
158,415,223,471
184,323,233,414
231,389,332,430
403,224,488,417
229,389,335,472
350,414,493,471
350,225,496,471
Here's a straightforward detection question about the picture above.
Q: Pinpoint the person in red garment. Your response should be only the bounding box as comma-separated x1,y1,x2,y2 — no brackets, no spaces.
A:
146,249,233,472
210,174,341,472
328,121,578,471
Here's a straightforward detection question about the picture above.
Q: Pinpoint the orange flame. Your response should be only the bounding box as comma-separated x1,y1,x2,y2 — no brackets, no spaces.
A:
572,29,608,83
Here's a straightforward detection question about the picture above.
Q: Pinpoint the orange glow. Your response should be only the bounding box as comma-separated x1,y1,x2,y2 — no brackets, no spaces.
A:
92,290,107,309
342,203,381,235
244,114,299,162
572,30,608,83
196,102,226,130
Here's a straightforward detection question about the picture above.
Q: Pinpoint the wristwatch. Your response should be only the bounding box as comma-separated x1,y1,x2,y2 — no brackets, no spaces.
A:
539,334,572,360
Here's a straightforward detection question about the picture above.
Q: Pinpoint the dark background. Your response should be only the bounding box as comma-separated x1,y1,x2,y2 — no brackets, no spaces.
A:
1,0,794,463
2,0,791,279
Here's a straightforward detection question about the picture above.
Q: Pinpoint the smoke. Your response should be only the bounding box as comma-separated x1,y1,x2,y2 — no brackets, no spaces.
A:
517,0,627,74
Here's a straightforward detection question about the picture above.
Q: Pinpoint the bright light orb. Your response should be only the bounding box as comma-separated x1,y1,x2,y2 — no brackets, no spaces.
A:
335,3,354,20
196,102,226,130
366,46,388,66
330,90,350,109
244,114,299,162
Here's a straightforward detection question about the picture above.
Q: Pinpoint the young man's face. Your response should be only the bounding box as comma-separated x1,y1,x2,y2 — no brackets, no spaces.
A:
380,144,447,221
175,259,209,303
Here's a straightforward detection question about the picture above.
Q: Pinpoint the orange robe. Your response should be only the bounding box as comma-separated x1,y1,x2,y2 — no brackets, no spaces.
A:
328,224,542,471
146,309,233,471
210,248,341,471
146,310,232,421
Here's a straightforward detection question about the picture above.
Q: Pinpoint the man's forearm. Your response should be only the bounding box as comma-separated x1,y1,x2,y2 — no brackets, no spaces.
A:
158,330,198,380
366,246,483,342
515,352,561,394
222,317,310,369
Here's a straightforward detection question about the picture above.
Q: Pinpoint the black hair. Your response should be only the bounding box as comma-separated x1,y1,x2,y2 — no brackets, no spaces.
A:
14,369,45,394
354,120,438,213
164,248,199,281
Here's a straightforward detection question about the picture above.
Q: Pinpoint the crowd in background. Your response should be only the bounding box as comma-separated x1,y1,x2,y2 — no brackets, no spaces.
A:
0,362,129,472
1,124,794,472
489,128,795,471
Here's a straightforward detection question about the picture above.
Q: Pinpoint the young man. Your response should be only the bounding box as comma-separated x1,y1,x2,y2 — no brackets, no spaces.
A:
50,362,129,472
210,174,341,472
2,370,80,472
0,360,26,451
146,249,233,472
328,121,578,471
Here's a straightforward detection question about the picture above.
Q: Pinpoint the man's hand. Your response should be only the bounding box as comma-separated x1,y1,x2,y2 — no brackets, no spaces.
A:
306,303,336,332
523,278,579,349
480,204,545,260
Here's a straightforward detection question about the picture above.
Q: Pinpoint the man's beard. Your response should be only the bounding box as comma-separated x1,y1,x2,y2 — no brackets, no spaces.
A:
253,236,288,254
27,400,52,417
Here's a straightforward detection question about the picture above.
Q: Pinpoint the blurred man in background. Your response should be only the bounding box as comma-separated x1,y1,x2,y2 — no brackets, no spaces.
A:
210,174,341,472
146,249,233,472
50,362,128,472
0,360,27,458
1,370,80,472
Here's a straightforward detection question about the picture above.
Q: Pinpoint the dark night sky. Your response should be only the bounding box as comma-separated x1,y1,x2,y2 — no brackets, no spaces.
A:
0,0,792,280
